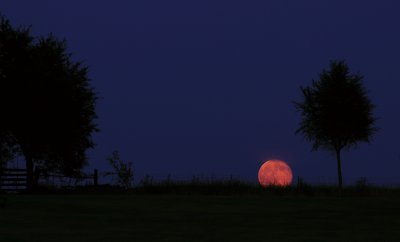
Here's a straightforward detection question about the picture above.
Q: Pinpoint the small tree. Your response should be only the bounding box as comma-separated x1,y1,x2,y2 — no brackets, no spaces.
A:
294,60,377,190
106,150,134,189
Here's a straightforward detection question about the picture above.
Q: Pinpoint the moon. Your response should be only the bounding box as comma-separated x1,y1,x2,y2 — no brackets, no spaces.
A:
258,160,293,187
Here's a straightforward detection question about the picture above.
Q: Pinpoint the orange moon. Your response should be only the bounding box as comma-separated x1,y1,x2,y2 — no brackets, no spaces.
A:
258,160,293,187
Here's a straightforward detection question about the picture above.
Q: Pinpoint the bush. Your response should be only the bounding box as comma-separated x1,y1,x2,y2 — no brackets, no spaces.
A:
105,151,134,189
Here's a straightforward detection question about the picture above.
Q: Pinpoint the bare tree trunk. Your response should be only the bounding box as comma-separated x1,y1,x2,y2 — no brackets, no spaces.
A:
25,153,34,191
335,149,343,191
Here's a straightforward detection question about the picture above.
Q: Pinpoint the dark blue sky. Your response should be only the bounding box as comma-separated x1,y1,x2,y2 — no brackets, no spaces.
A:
1,1,400,185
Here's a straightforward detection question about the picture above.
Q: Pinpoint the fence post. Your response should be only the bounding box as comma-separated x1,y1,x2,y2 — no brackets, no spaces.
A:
93,169,98,187
33,167,41,187
0,165,3,187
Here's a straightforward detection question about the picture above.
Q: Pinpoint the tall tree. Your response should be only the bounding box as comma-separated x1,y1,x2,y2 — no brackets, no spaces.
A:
0,15,98,189
294,60,377,190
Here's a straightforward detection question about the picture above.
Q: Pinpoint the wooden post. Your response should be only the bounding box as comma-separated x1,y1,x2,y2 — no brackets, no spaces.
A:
0,165,3,188
26,155,34,191
93,169,98,187
33,167,41,187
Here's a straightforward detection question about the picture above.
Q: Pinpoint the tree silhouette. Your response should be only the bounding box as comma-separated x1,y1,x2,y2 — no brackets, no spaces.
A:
294,60,377,190
105,150,134,189
0,15,98,189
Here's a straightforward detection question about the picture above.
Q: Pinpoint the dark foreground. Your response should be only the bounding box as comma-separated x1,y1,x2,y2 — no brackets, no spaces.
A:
1,194,399,241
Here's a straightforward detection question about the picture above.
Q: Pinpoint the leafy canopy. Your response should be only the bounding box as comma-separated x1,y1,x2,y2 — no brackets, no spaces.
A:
0,15,98,175
295,60,377,152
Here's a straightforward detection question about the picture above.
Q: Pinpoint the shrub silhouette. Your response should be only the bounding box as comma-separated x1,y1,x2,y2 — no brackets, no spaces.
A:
105,151,133,189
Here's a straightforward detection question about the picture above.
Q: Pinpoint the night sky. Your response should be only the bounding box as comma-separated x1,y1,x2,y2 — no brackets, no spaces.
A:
1,1,400,185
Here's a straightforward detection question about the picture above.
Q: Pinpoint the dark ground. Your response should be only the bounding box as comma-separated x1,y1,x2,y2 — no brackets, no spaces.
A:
1,193,399,241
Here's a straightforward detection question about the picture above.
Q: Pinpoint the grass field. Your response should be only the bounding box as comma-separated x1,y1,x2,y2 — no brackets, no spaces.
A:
1,193,400,241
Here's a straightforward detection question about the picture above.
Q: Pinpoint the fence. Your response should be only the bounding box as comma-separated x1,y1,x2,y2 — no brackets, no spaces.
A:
38,169,98,188
0,168,98,192
0,168,27,192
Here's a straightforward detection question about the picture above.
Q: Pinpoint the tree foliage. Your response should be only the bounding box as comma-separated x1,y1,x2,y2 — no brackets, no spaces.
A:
0,14,98,186
294,60,377,189
0,133,18,168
